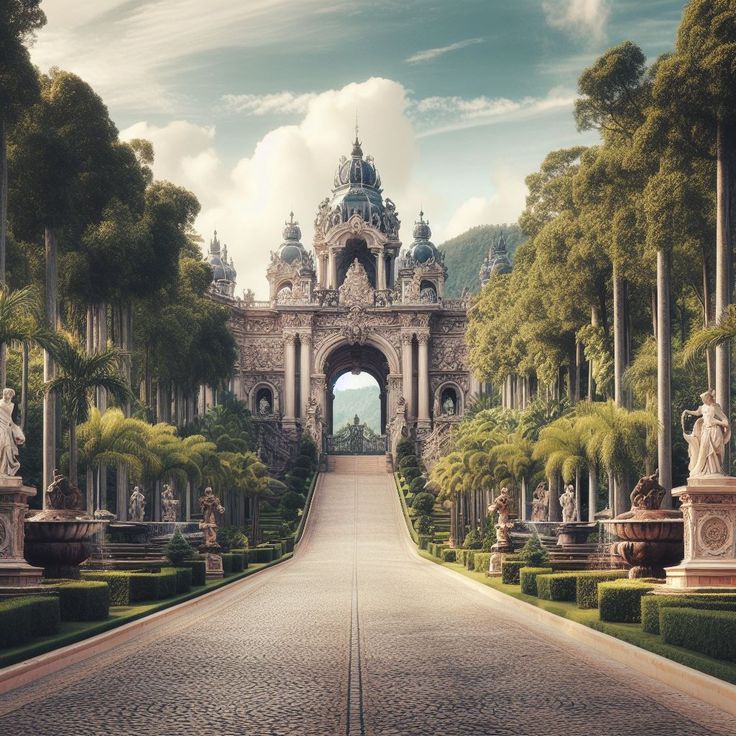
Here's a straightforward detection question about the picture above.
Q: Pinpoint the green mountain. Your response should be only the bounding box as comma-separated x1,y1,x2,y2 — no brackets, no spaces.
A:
333,385,381,433
439,223,525,298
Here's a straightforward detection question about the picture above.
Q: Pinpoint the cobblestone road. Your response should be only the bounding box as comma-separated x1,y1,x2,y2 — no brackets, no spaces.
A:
1,465,733,735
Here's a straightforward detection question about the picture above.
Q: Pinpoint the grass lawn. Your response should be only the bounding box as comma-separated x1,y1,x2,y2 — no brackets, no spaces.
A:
0,556,290,670
420,551,736,685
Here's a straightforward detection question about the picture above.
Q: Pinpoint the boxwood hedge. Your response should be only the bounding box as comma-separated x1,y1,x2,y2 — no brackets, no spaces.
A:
661,608,736,661
520,567,553,596
598,579,656,623
0,596,60,648
641,593,736,635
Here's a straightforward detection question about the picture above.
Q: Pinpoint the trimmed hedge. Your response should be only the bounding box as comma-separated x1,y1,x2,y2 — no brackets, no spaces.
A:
82,569,179,604
245,547,275,564
441,548,457,563
434,532,450,542
641,593,736,635
598,580,656,623
0,597,60,648
520,567,553,597
173,567,193,594
536,573,577,602
576,570,629,609
465,551,476,570
186,559,207,586
418,534,431,550
501,560,526,585
222,553,234,575
473,552,491,573
51,580,110,621
661,608,736,662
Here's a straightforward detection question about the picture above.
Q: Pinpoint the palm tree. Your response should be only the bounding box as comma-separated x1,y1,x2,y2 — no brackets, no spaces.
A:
46,336,130,490
219,450,273,541
492,430,541,520
575,400,657,516
683,305,736,365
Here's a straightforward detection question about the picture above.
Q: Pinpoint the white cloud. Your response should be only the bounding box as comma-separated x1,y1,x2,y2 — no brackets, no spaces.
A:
542,0,610,41
413,88,576,137
405,37,484,65
220,92,319,116
122,78,420,298
443,169,527,241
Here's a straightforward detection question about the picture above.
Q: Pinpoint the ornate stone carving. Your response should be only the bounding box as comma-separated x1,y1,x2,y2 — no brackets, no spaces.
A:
432,338,468,371
697,513,732,556
339,259,375,307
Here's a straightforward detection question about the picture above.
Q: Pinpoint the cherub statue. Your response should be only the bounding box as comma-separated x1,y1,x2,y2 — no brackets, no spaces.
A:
488,487,514,550
682,389,731,477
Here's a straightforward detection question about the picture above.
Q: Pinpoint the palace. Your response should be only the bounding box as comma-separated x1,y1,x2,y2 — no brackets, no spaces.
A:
208,134,477,469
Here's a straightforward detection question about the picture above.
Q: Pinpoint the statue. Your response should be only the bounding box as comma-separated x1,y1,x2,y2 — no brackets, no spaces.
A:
45,469,82,511
442,396,455,415
560,484,577,522
258,396,272,415
161,484,180,523
531,482,549,522
199,486,224,548
682,389,731,477
129,486,146,522
0,388,24,477
488,487,513,551
628,469,665,512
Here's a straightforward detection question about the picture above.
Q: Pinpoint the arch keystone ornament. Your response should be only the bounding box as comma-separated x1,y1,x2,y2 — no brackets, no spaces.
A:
666,389,736,589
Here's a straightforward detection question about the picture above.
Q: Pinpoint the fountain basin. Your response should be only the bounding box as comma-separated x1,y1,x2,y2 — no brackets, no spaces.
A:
601,510,683,579
25,512,107,579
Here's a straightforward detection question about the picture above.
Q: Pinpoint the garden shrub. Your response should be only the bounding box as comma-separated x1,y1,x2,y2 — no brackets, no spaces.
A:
289,465,311,480
399,454,419,469
0,596,61,647
52,580,110,621
481,515,496,551
418,534,431,550
576,570,629,609
405,493,415,507
231,549,250,569
187,559,207,586
230,552,245,573
640,593,736,635
412,492,435,516
245,547,274,564
441,548,457,563
434,532,450,541
463,528,483,550
172,567,193,594
82,569,179,604
166,528,196,565
222,553,234,575
216,527,249,552
293,455,312,471
517,534,548,567
31,596,62,636
298,437,319,468
401,467,422,483
82,571,132,606
409,476,427,494
395,438,415,463
661,608,736,661
413,514,433,535
473,552,491,573
535,573,577,602
501,560,527,585
465,551,476,570
598,580,656,623
280,491,305,522
520,567,554,596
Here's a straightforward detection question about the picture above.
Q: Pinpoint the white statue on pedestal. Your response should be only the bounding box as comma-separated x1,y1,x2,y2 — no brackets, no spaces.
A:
560,484,577,522
0,388,24,477
682,389,731,478
129,486,146,522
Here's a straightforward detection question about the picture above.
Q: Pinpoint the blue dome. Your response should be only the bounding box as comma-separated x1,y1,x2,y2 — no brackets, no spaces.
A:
277,212,308,264
409,211,439,263
411,242,436,263
333,138,382,190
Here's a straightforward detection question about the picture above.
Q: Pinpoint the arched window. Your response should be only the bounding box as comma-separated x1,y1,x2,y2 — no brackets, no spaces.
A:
419,280,437,303
439,386,459,416
255,386,274,416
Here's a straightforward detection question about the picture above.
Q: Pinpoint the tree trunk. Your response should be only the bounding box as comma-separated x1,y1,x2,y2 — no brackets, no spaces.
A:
547,475,561,522
715,120,732,472
575,469,582,522
20,341,28,432
657,248,673,504
0,120,7,387
69,420,78,488
703,245,715,390
520,476,527,521
588,465,597,522
42,227,58,501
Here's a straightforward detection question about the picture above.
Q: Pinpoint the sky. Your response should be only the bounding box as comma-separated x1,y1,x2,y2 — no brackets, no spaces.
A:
30,0,688,298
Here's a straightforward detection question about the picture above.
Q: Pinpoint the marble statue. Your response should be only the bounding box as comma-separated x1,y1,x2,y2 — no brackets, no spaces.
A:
682,389,731,477
161,484,180,522
129,486,146,522
442,396,455,415
258,396,272,415
531,482,549,522
46,468,82,511
488,487,513,551
560,484,577,522
0,388,24,477
199,486,224,547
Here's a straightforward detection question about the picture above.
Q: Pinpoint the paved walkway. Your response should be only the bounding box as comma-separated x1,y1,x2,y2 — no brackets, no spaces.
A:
1,464,733,735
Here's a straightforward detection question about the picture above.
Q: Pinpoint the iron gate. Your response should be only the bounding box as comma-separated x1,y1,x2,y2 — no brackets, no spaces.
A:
325,417,387,455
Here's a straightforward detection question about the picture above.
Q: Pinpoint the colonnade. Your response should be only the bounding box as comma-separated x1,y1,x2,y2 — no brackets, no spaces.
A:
319,247,392,291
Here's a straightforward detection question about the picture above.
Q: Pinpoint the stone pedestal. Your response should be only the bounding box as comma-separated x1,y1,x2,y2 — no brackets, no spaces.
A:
202,550,224,579
488,551,507,577
0,477,44,592
666,476,736,589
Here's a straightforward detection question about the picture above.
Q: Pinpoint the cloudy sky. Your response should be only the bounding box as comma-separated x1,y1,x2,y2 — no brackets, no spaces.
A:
31,0,686,297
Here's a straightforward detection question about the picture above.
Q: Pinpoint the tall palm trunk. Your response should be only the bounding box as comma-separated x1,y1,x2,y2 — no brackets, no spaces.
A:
20,341,28,432
702,249,715,389
43,227,57,500
715,120,732,472
69,420,78,488
547,474,561,522
0,121,7,388
612,262,628,509
657,248,673,504
588,466,597,522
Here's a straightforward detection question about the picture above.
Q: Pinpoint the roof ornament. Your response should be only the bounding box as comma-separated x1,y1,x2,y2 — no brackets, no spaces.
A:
351,112,363,158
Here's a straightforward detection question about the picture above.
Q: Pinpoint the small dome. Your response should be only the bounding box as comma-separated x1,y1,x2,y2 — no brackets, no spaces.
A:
409,210,439,263
412,242,437,263
276,212,308,264
282,211,302,242
413,210,432,241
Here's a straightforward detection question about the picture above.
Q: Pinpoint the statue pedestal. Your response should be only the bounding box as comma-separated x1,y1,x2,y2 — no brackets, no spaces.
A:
487,551,507,577
201,548,224,579
0,477,44,593
666,476,736,589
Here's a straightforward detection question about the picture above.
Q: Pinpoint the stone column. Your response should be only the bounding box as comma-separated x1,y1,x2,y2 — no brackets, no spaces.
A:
320,254,328,288
417,332,430,427
375,250,386,291
299,333,312,418
284,333,297,421
328,248,337,289
401,333,413,420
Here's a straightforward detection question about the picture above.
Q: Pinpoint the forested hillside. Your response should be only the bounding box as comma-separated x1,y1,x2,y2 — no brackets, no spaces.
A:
438,224,525,298
333,386,381,432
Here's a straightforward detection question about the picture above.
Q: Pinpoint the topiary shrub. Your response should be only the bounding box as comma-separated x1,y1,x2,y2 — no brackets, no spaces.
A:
245,547,274,564
82,571,133,606
463,528,483,550
30,596,62,636
418,534,431,550
399,454,419,469
536,573,577,602
166,528,196,565
661,608,736,661
293,454,312,471
414,515,434,535
473,552,491,572
409,476,427,494
598,580,656,622
441,548,457,563
520,567,554,596
517,533,549,567
299,436,319,468
401,467,422,483
501,560,526,585
412,492,435,516
576,570,629,609
52,580,110,621
230,552,245,573
216,526,249,552
641,593,736,635
395,437,415,463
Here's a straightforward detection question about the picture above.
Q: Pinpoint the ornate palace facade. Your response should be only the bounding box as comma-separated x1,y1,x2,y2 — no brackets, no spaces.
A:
209,134,477,467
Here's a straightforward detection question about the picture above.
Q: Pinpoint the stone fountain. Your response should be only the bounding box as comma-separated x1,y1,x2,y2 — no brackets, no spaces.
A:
25,469,107,578
602,471,683,579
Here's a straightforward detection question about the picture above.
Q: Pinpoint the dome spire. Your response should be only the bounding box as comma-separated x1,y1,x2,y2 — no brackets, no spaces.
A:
351,112,363,158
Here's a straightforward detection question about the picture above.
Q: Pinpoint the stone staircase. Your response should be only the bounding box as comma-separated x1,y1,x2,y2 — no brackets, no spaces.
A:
327,455,390,473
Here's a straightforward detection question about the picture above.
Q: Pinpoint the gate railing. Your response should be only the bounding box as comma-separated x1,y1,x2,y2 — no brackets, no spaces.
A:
325,422,387,455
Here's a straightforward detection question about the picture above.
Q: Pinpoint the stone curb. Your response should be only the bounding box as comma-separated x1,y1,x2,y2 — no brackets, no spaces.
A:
0,554,295,695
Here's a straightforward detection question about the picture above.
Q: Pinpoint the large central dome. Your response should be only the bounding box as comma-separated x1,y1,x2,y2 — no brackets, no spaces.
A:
333,138,382,190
